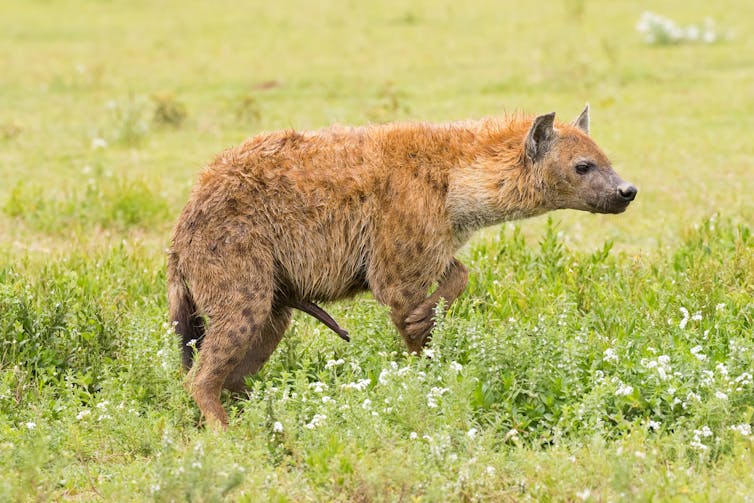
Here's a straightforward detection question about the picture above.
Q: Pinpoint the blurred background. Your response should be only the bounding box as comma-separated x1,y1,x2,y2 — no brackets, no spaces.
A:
1,0,752,252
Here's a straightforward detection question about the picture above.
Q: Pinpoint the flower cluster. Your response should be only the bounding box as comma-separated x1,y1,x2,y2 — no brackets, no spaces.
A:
636,12,728,45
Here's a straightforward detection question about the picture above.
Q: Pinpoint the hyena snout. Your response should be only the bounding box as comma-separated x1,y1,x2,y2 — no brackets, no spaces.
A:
617,182,638,202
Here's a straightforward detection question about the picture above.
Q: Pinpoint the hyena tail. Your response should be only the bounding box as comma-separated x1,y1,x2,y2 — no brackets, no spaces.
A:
168,258,204,370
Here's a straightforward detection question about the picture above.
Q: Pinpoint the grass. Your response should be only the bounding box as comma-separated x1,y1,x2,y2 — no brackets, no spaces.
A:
1,0,753,500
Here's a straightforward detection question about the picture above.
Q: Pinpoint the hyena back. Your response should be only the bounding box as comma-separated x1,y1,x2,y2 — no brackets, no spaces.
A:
168,105,637,428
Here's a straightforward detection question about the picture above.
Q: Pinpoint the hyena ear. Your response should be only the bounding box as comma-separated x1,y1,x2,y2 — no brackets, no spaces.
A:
572,104,590,134
525,112,556,162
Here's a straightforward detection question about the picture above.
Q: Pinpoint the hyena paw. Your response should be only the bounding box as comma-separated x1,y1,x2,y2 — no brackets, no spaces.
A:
404,303,435,342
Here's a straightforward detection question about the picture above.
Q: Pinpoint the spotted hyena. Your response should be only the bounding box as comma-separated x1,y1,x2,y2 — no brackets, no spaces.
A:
168,105,637,428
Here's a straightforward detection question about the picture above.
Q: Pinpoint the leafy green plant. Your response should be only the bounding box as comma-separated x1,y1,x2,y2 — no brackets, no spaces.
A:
151,93,188,128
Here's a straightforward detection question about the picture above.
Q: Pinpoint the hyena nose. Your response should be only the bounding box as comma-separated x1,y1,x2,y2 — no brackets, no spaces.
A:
617,183,637,202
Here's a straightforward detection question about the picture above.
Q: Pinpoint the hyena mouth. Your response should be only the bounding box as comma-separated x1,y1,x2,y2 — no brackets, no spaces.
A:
589,198,632,214
590,185,637,214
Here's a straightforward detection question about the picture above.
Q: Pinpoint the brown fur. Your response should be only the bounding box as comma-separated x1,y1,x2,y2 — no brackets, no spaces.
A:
168,109,636,428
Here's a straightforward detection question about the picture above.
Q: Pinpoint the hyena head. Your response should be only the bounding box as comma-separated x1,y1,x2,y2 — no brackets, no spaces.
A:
525,105,637,214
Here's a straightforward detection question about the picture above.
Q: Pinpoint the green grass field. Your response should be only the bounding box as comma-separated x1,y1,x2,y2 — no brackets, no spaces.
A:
2,1,753,500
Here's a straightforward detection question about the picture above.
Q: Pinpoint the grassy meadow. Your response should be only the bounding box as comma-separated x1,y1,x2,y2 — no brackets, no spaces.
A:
1,0,753,500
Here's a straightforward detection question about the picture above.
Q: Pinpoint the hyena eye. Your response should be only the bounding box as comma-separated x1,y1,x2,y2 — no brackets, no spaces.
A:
574,162,593,175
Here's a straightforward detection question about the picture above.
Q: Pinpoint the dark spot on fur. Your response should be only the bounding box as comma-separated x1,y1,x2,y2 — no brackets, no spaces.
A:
211,366,225,376
242,307,254,318
414,242,425,255
227,356,239,366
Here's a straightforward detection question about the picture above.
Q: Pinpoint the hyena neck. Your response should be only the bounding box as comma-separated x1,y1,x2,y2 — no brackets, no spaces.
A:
446,165,547,238
446,121,549,241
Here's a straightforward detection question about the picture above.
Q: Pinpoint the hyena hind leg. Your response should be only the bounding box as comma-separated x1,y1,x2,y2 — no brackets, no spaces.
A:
189,285,273,429
222,305,292,394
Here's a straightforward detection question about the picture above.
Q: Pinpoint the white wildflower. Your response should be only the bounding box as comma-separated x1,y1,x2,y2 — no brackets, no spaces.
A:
25,422,36,430
647,420,661,431
679,307,690,329
689,439,708,451
603,347,619,363
361,398,372,410
91,137,108,149
657,366,668,381
308,382,327,393
715,391,728,400
426,387,449,408
378,369,391,385
690,345,707,361
341,378,371,391
690,426,713,451
701,370,715,385
730,424,751,436
735,372,753,386
485,466,496,476
76,409,91,420
273,421,284,433
576,489,591,501
305,414,327,429
615,383,634,396
716,363,729,378
325,358,345,369
409,431,418,440
450,361,463,373
467,428,478,439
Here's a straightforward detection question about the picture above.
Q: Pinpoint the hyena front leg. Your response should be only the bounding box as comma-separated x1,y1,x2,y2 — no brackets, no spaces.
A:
403,258,468,341
370,257,466,354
